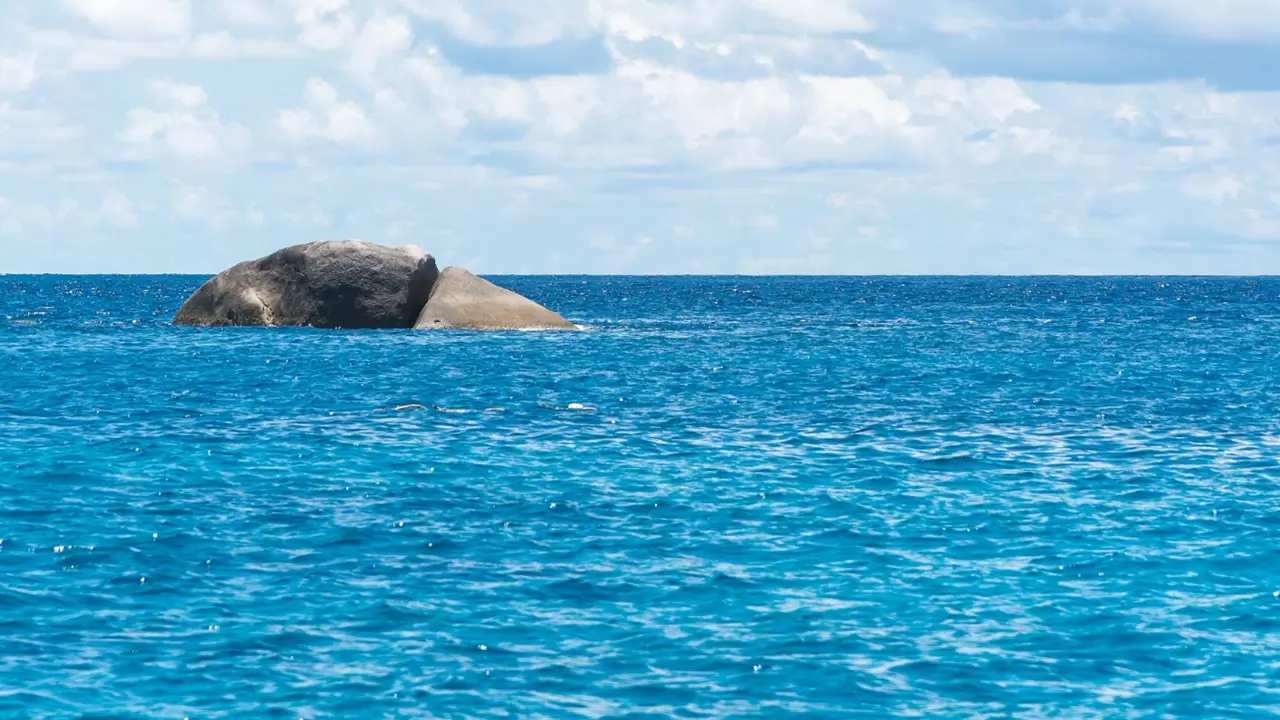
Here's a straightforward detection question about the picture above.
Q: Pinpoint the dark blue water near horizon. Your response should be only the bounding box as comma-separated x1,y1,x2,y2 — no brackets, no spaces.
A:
2,275,1279,718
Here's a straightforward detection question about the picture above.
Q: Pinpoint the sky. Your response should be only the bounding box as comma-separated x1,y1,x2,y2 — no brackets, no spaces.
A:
3,0,1280,274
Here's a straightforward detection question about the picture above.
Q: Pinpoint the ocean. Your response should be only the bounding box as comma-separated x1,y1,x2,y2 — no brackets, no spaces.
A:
1,275,1278,718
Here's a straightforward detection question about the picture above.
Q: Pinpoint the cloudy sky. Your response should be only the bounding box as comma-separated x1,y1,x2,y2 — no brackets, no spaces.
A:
2,0,1280,274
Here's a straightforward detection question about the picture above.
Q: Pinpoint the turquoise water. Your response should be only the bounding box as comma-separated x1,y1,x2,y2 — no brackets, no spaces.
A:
2,275,1278,718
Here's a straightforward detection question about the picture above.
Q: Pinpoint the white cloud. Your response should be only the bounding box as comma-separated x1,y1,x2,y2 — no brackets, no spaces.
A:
746,0,874,33
912,74,1041,123
218,0,283,26
802,75,910,131
1183,174,1245,204
12,27,300,77
173,184,232,228
0,196,85,235
589,0,874,44
397,0,594,46
0,54,38,93
5,0,1280,273
281,205,335,229
0,198,53,235
117,80,251,165
276,77,378,145
906,0,1280,43
117,81,252,165
0,103,83,160
395,0,873,48
1135,0,1280,41
0,193,137,236
346,11,412,84
386,47,1054,172
62,0,191,40
295,0,357,50
188,33,304,60
588,232,653,270
98,193,139,228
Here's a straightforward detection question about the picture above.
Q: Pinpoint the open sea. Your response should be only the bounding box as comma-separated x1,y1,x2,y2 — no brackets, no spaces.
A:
2,275,1279,719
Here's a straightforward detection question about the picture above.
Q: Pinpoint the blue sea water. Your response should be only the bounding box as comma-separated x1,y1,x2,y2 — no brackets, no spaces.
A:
1,275,1279,719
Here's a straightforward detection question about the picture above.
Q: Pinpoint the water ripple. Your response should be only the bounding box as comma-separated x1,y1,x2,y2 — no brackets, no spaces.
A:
2,276,1280,717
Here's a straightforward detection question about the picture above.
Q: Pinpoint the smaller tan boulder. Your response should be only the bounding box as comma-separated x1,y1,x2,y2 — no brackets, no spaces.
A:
413,266,577,331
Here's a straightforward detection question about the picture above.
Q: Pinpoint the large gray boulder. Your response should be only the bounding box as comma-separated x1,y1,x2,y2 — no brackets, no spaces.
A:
413,266,577,331
173,240,438,328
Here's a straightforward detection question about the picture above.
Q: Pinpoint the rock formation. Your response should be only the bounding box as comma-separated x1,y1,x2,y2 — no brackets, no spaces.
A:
173,240,439,329
172,240,577,331
413,266,577,331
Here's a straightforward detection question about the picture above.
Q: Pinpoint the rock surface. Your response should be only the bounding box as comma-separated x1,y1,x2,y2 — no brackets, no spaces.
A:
173,240,438,328
413,266,577,331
